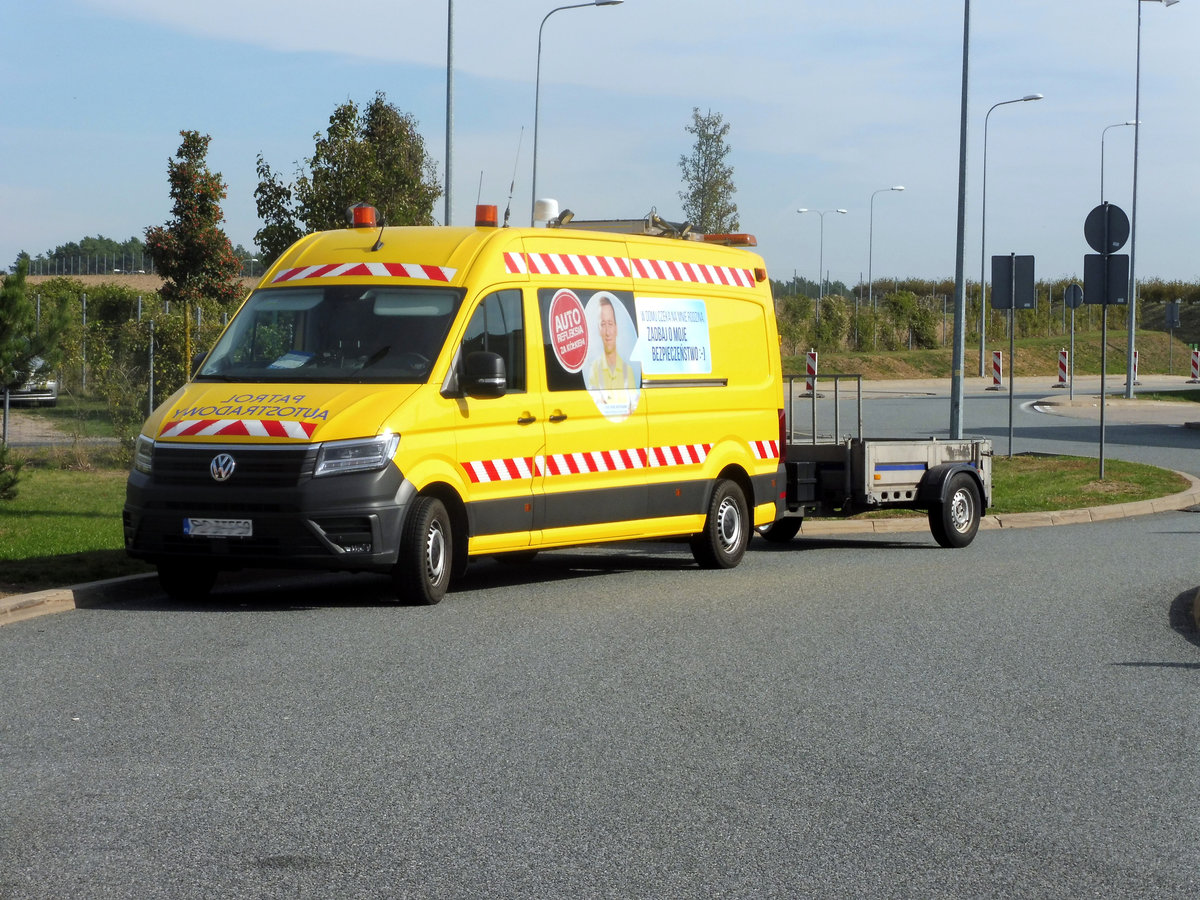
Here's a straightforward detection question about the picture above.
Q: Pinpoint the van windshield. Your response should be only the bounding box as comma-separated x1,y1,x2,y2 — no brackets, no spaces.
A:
197,285,464,383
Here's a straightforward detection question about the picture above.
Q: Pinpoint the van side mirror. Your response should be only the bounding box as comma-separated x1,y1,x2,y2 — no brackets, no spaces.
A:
463,351,506,397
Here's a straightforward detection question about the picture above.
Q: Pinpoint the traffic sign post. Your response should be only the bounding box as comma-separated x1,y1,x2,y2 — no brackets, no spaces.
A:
1166,300,1181,375
1082,202,1130,480
1064,282,1083,402
991,253,1035,458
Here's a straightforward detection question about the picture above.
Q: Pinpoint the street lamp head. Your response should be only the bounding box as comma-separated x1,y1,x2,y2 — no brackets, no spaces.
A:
796,208,809,214
892,186,905,192
1163,0,1180,8
1022,93,1044,101
835,209,848,214
594,0,623,5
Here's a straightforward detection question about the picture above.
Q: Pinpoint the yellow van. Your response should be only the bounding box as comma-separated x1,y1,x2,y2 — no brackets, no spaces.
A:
123,206,785,603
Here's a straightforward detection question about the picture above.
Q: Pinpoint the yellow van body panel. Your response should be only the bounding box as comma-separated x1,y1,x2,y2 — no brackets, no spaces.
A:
125,220,785,583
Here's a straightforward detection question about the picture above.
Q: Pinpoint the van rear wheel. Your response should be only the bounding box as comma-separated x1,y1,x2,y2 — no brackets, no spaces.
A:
393,496,452,604
691,479,750,569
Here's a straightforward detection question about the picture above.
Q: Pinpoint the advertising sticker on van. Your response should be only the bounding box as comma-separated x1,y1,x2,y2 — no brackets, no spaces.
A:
548,289,588,372
539,288,642,422
631,297,712,375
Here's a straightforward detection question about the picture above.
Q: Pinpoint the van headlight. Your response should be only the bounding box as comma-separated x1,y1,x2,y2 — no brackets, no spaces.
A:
133,434,155,475
314,434,400,478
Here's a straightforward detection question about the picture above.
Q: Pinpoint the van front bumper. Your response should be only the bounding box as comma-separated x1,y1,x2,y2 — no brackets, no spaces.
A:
123,443,413,573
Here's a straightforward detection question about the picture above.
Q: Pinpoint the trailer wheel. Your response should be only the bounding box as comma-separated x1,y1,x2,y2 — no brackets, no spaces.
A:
157,562,216,602
393,496,452,604
928,472,981,548
692,479,750,569
757,517,802,544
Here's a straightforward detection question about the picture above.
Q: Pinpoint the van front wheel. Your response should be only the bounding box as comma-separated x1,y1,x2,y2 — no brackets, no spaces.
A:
691,479,750,569
393,496,452,604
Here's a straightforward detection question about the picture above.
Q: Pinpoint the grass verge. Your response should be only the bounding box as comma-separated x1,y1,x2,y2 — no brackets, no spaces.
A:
0,460,152,595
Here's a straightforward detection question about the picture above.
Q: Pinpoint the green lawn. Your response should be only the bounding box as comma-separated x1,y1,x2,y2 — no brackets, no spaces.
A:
0,465,151,592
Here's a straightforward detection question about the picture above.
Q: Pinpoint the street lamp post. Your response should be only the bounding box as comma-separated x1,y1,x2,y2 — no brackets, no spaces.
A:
797,208,847,325
1101,120,1138,202
869,186,904,349
1126,0,1178,398
530,0,624,225
977,93,1043,377
445,0,454,225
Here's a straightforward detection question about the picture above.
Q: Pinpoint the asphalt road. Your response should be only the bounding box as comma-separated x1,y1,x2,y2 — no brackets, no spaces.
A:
2,376,1198,898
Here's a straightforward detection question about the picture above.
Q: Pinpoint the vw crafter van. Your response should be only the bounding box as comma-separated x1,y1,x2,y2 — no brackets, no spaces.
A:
123,204,786,603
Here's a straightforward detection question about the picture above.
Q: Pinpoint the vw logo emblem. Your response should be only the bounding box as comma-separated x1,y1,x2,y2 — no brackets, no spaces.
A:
210,453,237,482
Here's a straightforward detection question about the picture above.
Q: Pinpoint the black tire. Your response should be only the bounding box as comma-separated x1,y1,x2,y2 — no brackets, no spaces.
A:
928,472,981,548
691,479,750,569
757,517,802,544
157,562,217,601
393,496,453,604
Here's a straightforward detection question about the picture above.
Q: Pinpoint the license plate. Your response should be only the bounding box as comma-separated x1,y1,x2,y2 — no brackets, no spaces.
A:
184,517,253,538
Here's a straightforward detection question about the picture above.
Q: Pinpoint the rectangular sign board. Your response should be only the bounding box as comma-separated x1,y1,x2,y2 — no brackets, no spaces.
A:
990,255,1036,310
1083,254,1129,305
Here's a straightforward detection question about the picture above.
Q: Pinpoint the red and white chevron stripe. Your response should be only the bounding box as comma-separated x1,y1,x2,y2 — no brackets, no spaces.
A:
504,252,631,278
503,252,754,289
750,440,780,460
271,262,456,283
630,257,755,289
463,442,730,484
160,419,317,440
648,443,712,467
541,448,649,477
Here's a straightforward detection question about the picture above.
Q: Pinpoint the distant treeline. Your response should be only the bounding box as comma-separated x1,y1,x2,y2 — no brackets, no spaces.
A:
13,235,258,277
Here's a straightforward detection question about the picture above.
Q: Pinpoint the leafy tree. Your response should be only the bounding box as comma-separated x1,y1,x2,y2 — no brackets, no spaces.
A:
1,259,70,483
253,156,304,266
1,259,71,395
144,131,244,312
678,108,739,234
254,92,442,264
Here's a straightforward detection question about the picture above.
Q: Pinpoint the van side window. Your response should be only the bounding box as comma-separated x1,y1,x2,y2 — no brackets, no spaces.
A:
461,290,525,392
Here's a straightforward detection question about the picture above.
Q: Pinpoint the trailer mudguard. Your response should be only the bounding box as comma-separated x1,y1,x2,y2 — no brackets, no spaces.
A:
916,462,990,510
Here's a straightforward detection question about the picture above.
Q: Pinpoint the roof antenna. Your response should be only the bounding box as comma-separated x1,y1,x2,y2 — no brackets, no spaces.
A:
476,170,484,207
502,126,524,228
371,220,385,252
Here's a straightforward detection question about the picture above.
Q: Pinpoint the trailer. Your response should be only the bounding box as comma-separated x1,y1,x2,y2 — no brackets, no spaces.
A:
762,375,993,548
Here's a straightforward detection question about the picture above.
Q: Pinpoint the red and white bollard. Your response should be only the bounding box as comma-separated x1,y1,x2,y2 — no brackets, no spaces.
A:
1128,349,1140,386
1189,349,1200,384
805,349,818,394
1052,348,1068,388
986,350,1003,390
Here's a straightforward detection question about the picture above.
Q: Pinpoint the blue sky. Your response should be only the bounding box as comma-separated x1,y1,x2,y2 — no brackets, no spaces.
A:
3,0,1198,286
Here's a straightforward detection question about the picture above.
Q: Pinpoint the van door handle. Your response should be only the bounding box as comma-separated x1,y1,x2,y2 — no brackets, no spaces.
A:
517,414,537,425
548,412,568,423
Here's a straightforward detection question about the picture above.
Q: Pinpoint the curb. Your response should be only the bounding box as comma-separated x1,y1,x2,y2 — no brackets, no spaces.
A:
4,474,1199,628
0,573,157,628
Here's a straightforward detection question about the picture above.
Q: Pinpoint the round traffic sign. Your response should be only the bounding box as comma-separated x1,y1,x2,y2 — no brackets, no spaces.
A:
1084,204,1130,254
1064,282,1084,309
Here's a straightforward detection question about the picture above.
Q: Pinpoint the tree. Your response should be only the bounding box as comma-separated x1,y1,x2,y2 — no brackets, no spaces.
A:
1,258,70,478
254,92,442,264
678,108,739,234
1,258,71,395
144,131,244,312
